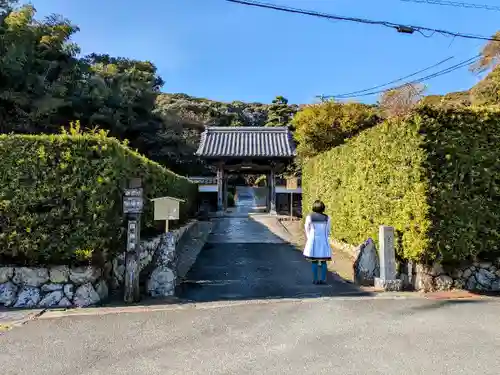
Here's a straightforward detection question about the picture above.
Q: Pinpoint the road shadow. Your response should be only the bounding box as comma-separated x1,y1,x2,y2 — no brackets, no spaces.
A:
175,214,374,303
408,299,493,311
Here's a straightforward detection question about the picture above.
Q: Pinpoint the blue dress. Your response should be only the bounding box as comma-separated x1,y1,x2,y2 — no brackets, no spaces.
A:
303,213,332,261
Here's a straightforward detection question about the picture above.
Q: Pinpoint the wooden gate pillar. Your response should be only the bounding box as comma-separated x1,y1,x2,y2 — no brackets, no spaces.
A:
223,173,229,210
217,164,224,212
269,167,276,215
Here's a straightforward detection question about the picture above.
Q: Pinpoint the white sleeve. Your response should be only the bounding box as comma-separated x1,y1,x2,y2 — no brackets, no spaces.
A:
326,217,331,239
304,215,312,239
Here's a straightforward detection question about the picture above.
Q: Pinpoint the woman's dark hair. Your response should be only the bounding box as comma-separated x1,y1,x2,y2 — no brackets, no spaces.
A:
312,200,326,214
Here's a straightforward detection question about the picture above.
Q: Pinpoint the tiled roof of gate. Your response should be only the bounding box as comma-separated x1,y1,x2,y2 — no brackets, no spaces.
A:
195,127,296,158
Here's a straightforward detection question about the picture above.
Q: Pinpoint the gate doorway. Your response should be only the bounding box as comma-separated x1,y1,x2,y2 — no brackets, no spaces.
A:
195,126,297,214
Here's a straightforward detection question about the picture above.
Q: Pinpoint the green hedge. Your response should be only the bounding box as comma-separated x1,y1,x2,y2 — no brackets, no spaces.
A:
0,133,197,266
303,105,500,264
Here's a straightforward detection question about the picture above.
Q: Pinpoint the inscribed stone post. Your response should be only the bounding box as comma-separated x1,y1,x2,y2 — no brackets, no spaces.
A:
374,225,402,291
379,225,396,281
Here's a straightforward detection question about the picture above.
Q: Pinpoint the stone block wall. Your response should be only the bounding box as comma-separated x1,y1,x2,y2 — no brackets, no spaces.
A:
334,236,500,294
0,220,212,309
412,261,500,293
111,220,212,298
0,266,109,308
147,220,212,297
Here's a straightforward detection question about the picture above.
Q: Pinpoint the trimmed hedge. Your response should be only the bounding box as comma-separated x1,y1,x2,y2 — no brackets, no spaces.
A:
0,133,197,266
303,105,500,264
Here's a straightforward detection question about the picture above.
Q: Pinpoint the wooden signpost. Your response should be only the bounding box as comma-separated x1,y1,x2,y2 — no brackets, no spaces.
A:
151,196,185,232
286,177,298,219
123,180,143,303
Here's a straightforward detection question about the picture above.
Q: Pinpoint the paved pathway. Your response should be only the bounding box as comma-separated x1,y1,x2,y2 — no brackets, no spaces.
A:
178,192,367,302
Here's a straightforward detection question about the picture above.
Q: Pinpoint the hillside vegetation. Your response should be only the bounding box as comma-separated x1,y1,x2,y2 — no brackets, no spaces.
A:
0,2,296,177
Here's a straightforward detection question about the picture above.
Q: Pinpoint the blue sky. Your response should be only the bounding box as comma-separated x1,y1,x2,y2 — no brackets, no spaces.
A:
31,0,498,104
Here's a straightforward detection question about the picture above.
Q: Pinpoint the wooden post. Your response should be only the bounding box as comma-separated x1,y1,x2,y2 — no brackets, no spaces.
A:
123,178,143,304
217,164,224,212
286,177,298,220
269,167,276,215
223,173,228,210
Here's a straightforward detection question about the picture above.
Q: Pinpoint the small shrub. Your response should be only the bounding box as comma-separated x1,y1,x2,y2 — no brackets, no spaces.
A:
227,192,235,207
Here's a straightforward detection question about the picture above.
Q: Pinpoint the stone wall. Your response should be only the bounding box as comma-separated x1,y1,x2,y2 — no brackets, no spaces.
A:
333,235,500,294
147,220,212,297
330,239,359,260
0,266,109,308
0,220,212,309
111,220,212,298
412,260,500,293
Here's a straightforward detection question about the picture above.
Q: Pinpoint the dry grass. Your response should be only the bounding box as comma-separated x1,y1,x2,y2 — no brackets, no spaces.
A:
0,324,11,332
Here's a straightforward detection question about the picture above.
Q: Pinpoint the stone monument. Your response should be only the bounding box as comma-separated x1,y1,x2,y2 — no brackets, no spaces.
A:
353,238,380,286
374,225,403,291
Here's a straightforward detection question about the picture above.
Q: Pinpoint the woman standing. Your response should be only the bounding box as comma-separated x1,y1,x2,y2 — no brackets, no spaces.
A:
303,200,332,284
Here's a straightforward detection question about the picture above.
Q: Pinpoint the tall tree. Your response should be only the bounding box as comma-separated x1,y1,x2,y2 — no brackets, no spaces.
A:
470,66,500,105
265,95,297,127
292,100,380,159
379,83,426,118
470,31,500,73
0,4,80,132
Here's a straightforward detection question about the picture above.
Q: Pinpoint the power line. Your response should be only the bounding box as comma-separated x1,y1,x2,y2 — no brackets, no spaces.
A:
321,56,454,98
332,55,479,98
325,55,480,99
400,0,500,12
225,0,500,42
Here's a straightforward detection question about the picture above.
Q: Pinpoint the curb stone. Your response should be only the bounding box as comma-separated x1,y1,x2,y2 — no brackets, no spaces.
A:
0,309,46,333
37,291,500,320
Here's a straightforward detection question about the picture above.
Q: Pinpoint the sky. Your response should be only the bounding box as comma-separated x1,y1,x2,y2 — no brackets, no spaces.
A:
30,0,499,105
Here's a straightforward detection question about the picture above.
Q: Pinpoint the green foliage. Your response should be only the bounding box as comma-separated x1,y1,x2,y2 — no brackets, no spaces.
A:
155,93,297,175
0,132,197,266
0,5,192,176
292,101,381,159
0,3,302,177
420,91,472,108
156,93,278,128
227,192,235,207
253,175,267,187
303,105,500,264
470,66,500,106
265,96,297,127
470,31,500,73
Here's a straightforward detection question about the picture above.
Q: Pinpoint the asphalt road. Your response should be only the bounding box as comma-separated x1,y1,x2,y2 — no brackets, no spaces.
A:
3,194,499,374
1,297,500,375
177,215,366,302
177,241,366,302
